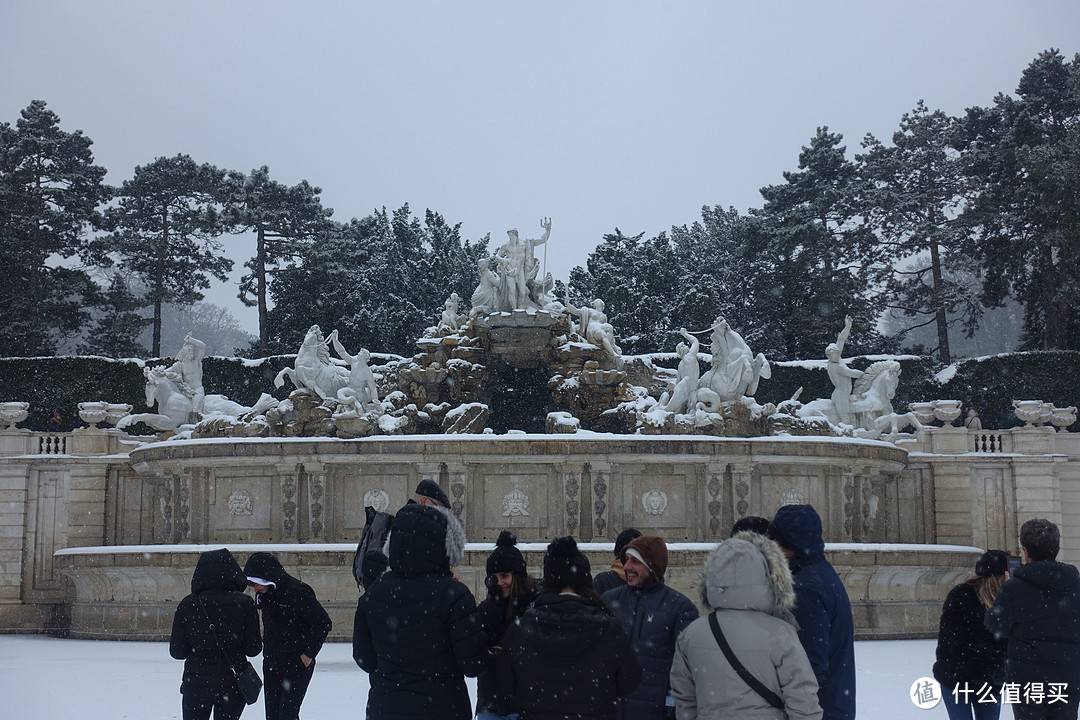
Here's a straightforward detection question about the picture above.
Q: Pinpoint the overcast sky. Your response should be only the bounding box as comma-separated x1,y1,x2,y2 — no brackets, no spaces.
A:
4,1,1079,335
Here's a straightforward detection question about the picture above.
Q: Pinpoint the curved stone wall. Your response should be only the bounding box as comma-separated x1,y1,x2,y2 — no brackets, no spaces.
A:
127,435,917,548
55,542,977,640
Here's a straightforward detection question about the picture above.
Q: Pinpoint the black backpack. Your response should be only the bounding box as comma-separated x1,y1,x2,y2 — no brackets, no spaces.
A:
353,506,394,589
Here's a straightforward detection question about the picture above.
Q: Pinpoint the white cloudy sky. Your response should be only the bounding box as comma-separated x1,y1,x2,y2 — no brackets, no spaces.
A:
4,1,1079,333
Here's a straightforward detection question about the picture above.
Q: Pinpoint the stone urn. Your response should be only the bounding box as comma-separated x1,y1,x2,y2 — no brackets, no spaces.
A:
78,401,110,426
0,401,30,430
104,403,133,426
932,400,963,426
908,402,936,425
1049,405,1078,431
1013,400,1052,427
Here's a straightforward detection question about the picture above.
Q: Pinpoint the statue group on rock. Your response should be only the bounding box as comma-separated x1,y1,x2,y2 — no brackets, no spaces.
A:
116,216,925,444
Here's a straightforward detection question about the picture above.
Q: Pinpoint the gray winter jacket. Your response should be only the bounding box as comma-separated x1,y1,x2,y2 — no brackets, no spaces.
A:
669,532,822,720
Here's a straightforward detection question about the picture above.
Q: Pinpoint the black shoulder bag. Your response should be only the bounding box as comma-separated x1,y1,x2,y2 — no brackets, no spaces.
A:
708,612,784,710
198,596,263,705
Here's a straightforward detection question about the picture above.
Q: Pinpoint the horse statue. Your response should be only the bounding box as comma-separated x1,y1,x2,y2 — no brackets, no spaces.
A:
274,325,350,400
795,359,919,439
118,366,275,432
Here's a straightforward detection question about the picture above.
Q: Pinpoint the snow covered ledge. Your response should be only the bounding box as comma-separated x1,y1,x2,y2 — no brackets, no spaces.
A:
54,541,981,641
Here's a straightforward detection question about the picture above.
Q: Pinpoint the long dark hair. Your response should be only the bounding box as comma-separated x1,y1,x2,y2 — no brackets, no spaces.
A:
541,573,612,616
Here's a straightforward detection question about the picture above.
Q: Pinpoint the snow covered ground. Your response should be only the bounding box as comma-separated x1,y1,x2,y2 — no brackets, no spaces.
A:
1,634,939,719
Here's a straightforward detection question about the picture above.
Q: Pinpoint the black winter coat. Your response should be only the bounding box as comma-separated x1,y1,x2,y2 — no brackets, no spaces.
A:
603,582,697,720
476,587,538,715
498,592,642,720
170,549,262,700
353,503,487,720
985,560,1080,687
243,553,332,665
933,580,1007,691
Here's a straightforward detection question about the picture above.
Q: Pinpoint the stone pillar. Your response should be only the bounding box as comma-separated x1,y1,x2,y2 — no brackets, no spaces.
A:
1011,454,1065,549
0,460,30,627
704,462,727,539
279,464,299,541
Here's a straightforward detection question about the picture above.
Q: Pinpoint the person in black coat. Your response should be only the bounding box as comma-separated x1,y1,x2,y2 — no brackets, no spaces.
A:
243,552,332,720
476,530,539,720
498,536,642,720
170,548,262,720
985,518,1080,720
933,550,1010,720
353,502,488,720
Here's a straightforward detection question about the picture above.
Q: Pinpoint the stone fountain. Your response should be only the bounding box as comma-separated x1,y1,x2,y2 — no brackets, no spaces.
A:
16,218,1068,641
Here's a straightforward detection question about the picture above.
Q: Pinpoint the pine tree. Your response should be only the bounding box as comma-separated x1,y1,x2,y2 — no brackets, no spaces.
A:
860,101,973,363
81,273,150,357
105,154,234,356
961,49,1080,350
0,100,109,355
750,128,890,359
227,166,333,354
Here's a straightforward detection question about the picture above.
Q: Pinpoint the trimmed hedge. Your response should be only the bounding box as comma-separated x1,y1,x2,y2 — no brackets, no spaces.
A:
2,351,1077,432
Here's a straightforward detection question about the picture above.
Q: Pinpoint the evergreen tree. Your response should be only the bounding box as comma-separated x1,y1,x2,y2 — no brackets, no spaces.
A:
961,49,1080,350
104,154,234,356
264,206,487,356
0,100,109,355
750,128,890,359
227,166,333,353
860,101,973,363
568,229,680,354
81,273,150,358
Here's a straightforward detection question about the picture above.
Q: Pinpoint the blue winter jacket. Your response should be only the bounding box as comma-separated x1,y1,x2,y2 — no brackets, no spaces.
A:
603,581,698,720
772,504,856,720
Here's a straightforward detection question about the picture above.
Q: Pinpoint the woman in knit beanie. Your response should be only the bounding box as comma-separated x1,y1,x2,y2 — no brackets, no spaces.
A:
476,531,538,720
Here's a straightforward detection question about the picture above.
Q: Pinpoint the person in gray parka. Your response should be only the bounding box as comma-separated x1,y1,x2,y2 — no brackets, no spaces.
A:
669,531,822,720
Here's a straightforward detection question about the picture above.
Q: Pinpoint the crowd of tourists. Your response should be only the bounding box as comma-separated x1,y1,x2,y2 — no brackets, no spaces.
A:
167,477,1080,720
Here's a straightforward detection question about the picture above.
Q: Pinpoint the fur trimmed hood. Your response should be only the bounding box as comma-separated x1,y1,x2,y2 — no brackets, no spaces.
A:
699,531,796,622
388,502,466,576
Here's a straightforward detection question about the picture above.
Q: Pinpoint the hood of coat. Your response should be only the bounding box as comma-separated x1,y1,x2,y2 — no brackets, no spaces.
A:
1014,559,1080,592
388,503,465,576
770,504,826,563
192,548,247,594
243,552,292,587
700,531,795,620
525,593,609,657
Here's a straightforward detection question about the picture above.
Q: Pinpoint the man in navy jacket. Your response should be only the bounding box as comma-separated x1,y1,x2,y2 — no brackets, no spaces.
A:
603,535,697,720
770,504,856,720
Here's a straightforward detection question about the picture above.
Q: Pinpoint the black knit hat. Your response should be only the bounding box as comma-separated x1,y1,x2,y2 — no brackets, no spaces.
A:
415,478,450,508
613,527,643,558
487,530,527,577
543,536,592,592
976,550,1009,577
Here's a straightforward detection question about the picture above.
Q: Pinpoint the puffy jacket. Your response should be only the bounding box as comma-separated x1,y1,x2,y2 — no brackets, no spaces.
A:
771,505,856,720
170,549,262,699
353,503,487,720
985,559,1080,687
933,580,1007,691
604,581,698,720
242,552,332,664
669,532,821,720
475,586,538,716
498,592,642,720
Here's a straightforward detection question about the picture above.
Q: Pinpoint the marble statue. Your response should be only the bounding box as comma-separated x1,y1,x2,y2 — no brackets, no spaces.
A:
660,328,700,415
437,293,465,334
698,317,770,406
164,334,207,414
826,316,863,426
329,329,382,413
470,258,501,318
498,217,551,309
119,362,275,432
470,218,554,315
274,324,350,400
564,296,622,360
